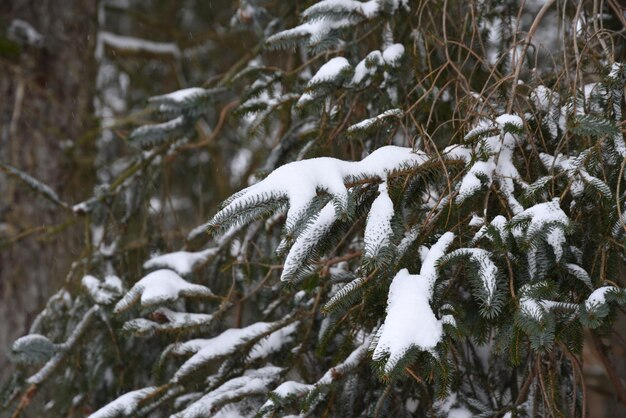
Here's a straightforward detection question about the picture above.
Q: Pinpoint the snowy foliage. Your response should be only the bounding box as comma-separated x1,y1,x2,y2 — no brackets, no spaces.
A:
208,145,426,234
173,366,283,418
372,233,454,372
143,249,218,276
88,388,157,418
363,182,394,258
114,269,214,313
4,1,626,417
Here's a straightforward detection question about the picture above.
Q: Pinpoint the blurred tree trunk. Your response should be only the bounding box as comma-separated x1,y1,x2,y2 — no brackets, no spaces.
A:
0,0,97,381
584,261,626,417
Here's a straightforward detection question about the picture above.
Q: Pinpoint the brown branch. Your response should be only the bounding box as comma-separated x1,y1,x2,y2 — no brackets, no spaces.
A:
405,367,423,383
507,0,557,114
591,333,626,406
181,100,239,150
515,362,537,406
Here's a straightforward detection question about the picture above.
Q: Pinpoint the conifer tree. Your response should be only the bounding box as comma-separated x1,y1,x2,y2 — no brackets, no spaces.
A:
2,0,626,417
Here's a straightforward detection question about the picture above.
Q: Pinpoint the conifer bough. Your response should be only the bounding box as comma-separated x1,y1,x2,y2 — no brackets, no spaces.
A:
3,0,626,417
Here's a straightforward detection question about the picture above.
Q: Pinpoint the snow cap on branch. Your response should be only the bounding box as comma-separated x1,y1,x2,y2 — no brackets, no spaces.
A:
372,232,455,372
114,269,214,313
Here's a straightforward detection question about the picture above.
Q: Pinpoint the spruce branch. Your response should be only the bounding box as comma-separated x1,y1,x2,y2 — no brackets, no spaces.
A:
11,306,99,418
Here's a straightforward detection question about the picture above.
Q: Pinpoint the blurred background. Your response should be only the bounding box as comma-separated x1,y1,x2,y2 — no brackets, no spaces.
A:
0,0,256,382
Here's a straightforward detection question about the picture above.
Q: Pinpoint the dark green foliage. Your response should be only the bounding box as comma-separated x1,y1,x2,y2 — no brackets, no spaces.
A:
567,114,619,138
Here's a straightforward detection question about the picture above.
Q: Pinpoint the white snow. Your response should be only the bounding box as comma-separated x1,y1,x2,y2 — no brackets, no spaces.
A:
143,248,218,275
123,308,214,335
8,19,43,46
318,334,371,385
363,182,394,257
382,43,405,65
88,387,157,418
464,119,497,141
114,269,214,313
458,117,526,214
531,85,561,140
230,148,253,186
81,275,121,305
105,276,123,292
396,225,420,258
11,334,54,362
302,0,380,19
28,305,99,385
446,248,497,305
266,0,404,50
443,144,473,163
519,296,576,321
612,132,626,158
372,233,455,372
172,322,281,381
81,276,102,297
267,18,352,48
296,91,315,107
374,268,443,363
352,50,383,85
347,108,403,133
281,201,337,281
249,322,299,360
272,381,313,398
540,151,611,200
585,286,618,311
532,85,556,112
97,31,180,58
473,215,508,245
608,62,624,80
150,87,208,103
307,57,351,85
130,115,185,139
511,199,569,276
493,134,525,214
613,209,626,238
520,296,545,321
422,233,455,286
519,283,579,320
469,214,484,227
564,264,593,288
449,408,474,418
495,114,523,130
260,380,313,415
360,0,381,16
433,393,470,417
211,146,427,236
209,404,248,418
173,366,282,418
457,160,495,201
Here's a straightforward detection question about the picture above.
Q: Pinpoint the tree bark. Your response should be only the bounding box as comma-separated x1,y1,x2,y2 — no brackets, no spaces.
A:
0,0,97,381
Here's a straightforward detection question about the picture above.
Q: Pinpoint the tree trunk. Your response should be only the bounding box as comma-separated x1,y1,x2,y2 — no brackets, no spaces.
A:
0,0,97,381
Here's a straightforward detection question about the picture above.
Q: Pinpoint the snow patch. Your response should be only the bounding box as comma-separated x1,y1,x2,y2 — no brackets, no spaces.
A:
585,286,618,311
114,270,213,313
88,387,157,418
174,366,282,418
211,146,427,236
382,43,404,65
97,31,180,59
143,248,218,275
307,57,351,85
363,182,394,258
372,233,455,372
